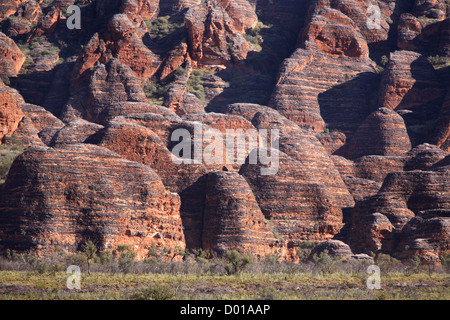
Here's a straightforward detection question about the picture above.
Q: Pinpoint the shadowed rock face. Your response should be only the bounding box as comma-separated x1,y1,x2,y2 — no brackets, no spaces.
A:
269,48,377,133
49,119,104,147
434,84,450,152
87,120,207,193
269,0,383,133
0,144,185,259
20,103,64,133
0,0,448,264
203,171,279,256
397,0,449,54
378,51,445,112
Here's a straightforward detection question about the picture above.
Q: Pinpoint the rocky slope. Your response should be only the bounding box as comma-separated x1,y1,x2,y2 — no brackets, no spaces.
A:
0,0,448,265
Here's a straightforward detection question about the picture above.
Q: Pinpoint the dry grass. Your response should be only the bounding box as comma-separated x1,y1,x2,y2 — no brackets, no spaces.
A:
0,252,448,300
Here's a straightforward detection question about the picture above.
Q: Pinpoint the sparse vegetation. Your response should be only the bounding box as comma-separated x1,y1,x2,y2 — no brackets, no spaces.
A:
186,69,215,103
0,248,448,300
427,55,450,70
16,36,63,75
83,241,97,275
380,55,389,67
296,241,317,261
145,15,186,48
0,136,24,185
143,80,172,105
223,250,253,275
143,66,186,104
117,245,137,273
244,22,272,51
131,283,177,300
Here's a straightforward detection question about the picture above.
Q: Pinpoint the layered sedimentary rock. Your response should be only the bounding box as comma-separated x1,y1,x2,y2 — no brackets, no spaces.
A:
344,107,412,159
106,13,161,79
315,131,347,155
86,58,147,122
163,64,206,116
202,171,279,256
347,166,450,259
20,103,64,133
331,154,407,184
2,0,42,37
309,239,374,262
184,0,255,67
434,84,450,152
404,143,449,171
225,103,276,121
84,115,209,249
0,144,185,259
50,119,104,147
251,108,355,209
393,210,449,264
0,86,23,142
269,0,380,133
71,13,161,91
378,51,445,112
239,149,349,248
10,115,45,147
302,7,369,58
323,0,393,44
100,101,180,122
0,32,25,77
309,239,354,259
269,47,377,133
397,0,449,54
0,0,27,22
341,176,382,202
113,112,181,146
177,112,258,173
121,0,160,20
354,155,407,182
345,211,394,254
0,0,448,264
87,119,207,193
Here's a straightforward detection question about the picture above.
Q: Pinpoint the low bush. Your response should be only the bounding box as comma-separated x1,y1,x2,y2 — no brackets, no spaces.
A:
186,69,215,103
244,21,272,51
145,15,186,48
428,55,449,69
118,245,137,273
0,137,24,185
296,241,317,262
224,250,253,275
131,283,177,300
